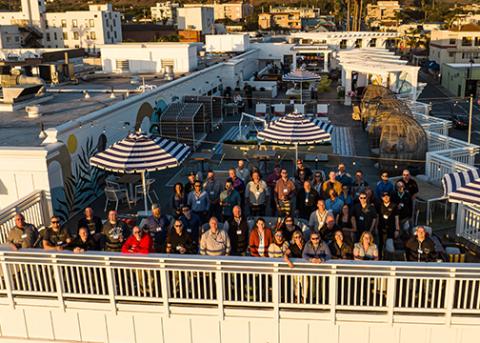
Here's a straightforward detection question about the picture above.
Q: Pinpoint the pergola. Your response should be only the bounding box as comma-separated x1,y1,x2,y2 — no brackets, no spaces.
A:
337,49,420,105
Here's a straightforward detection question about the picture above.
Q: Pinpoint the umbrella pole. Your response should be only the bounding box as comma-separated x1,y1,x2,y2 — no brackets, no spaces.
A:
142,171,148,214
295,143,298,163
300,81,303,104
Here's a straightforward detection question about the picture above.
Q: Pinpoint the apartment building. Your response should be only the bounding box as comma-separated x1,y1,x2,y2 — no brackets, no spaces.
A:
184,2,253,21
429,24,480,72
0,0,122,51
150,2,179,24
269,6,319,19
258,12,302,30
177,7,215,34
365,1,401,28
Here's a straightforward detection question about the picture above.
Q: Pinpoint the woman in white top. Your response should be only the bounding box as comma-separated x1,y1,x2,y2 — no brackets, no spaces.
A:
353,231,379,261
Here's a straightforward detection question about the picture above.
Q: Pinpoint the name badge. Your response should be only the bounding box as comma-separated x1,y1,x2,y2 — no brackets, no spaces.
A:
156,227,162,232
359,216,364,221
305,198,309,203
57,241,63,246
113,234,119,239
210,191,214,195
383,214,389,219
236,230,242,235
21,233,27,239
417,249,423,254
255,191,260,196
176,246,181,251
196,200,201,205
283,188,288,194
187,228,192,233
90,230,96,235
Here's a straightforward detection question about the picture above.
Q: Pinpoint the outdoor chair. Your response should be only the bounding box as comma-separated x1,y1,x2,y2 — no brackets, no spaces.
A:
255,103,267,117
134,179,159,204
317,104,329,117
106,179,128,192
294,104,305,114
104,187,130,212
272,103,286,116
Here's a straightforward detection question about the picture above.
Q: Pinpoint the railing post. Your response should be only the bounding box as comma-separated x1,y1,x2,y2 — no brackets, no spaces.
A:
51,254,65,312
0,252,15,309
272,263,280,343
328,265,337,324
444,268,456,326
386,266,396,324
215,261,224,320
159,259,170,318
104,256,117,314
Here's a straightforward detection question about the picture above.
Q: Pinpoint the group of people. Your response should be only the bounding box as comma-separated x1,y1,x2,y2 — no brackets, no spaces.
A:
7,159,441,264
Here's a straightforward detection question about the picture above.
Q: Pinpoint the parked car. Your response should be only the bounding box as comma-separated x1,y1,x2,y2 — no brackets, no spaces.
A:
450,114,469,129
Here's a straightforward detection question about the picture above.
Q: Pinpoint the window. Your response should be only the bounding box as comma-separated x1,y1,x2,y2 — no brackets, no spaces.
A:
45,20,49,28
72,19,78,28
89,19,94,28
61,19,66,28
449,52,455,57
63,32,68,40
73,31,79,40
475,37,480,46
46,33,50,41
14,36,19,42
462,36,472,46
90,31,96,40
114,31,117,39
6,36,11,43
107,31,110,39
449,38,456,45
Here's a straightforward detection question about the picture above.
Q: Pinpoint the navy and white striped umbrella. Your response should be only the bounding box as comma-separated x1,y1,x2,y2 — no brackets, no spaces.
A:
442,169,480,206
283,69,322,82
90,132,190,212
312,118,334,135
258,113,331,161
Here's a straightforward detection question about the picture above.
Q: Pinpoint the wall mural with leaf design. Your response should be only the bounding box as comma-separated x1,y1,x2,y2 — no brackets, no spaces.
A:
51,136,106,221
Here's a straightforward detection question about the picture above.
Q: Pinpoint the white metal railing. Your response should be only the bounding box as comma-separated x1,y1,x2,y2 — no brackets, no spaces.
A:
425,150,477,184
456,204,480,245
0,190,51,245
0,250,479,324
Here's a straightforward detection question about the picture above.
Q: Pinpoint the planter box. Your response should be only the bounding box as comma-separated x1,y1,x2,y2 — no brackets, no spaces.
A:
222,142,333,160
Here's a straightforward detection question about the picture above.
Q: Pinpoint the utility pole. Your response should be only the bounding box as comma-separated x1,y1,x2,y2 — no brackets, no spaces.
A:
346,0,351,31
468,95,473,144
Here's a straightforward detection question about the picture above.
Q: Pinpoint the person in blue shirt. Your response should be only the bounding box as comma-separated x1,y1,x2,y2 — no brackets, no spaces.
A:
325,189,344,217
335,163,353,188
374,170,394,200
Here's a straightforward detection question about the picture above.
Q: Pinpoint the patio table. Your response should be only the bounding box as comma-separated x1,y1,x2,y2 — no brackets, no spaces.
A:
117,174,142,203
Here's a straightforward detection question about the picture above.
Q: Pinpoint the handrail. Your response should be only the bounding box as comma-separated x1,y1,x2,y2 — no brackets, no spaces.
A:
0,249,478,324
0,190,51,245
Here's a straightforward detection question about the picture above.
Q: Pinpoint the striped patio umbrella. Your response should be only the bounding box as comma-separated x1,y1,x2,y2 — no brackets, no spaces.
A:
283,69,322,104
90,132,191,213
442,169,480,206
258,112,331,161
312,118,334,135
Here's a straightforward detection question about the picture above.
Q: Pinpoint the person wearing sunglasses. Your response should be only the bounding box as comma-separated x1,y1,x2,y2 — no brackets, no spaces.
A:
351,191,377,241
302,232,331,263
166,219,193,254
43,216,72,251
374,170,394,200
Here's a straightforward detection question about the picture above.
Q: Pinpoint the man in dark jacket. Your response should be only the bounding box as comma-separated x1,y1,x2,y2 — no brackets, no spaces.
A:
405,226,437,262
77,207,102,236
296,180,319,220
43,216,72,251
225,205,249,256
67,226,98,253
139,203,170,252
101,210,130,252
166,219,194,254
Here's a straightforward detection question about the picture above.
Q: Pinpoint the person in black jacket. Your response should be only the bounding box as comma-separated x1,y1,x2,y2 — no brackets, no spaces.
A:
101,210,130,252
328,229,353,260
225,205,249,256
67,227,98,253
296,181,319,220
405,226,437,262
166,219,194,254
77,207,102,236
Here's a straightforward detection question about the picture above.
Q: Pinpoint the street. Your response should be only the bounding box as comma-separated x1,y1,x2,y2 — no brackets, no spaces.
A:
418,70,480,143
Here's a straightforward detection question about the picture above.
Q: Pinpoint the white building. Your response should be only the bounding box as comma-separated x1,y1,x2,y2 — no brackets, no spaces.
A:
205,33,250,52
177,7,215,34
100,43,198,74
0,25,22,49
429,25,480,72
0,0,122,51
150,2,180,25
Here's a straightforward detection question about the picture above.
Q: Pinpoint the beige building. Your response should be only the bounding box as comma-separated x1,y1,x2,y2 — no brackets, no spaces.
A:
365,1,400,29
177,7,215,34
184,2,253,22
429,24,480,72
258,12,302,30
269,6,319,19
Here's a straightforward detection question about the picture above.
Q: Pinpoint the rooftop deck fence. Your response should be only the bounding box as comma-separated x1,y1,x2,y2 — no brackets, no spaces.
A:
0,250,479,324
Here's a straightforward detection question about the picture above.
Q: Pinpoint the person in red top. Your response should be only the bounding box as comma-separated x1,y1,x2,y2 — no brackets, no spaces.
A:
122,226,153,254
249,218,274,257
